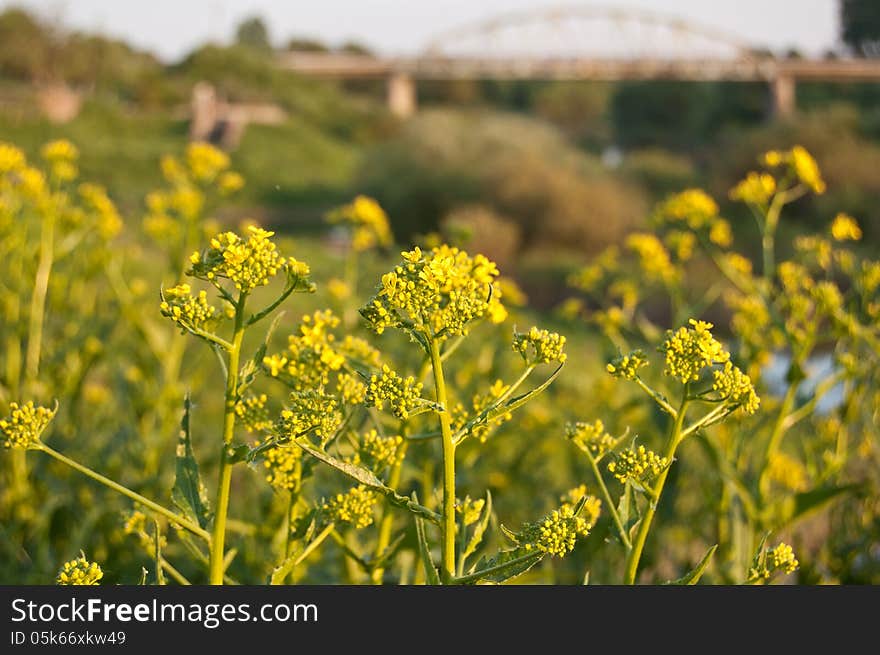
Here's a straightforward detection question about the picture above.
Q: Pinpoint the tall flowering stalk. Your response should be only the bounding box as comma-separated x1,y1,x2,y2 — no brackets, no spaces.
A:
163,226,314,583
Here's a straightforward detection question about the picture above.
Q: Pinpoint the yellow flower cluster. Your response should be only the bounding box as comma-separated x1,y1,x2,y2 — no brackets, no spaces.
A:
709,219,733,248
763,146,826,194
0,142,26,173
358,430,404,471
663,319,729,384
322,485,378,528
606,350,649,380
767,452,808,492
235,394,273,434
264,310,345,389
56,555,103,585
78,183,123,240
768,543,799,574
664,230,697,262
512,327,567,365
654,188,719,229
566,419,616,459
712,361,760,415
1,401,57,449
261,439,302,492
560,485,602,529
276,391,342,445
338,372,366,405
830,213,862,241
365,365,423,420
523,503,592,558
361,245,505,339
607,445,669,485
456,496,485,526
185,142,231,183
189,226,286,293
159,284,220,333
729,172,776,206
41,139,79,182
625,233,678,285
326,195,393,252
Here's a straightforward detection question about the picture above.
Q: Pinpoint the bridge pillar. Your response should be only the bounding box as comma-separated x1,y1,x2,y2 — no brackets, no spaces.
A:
387,72,417,118
771,74,796,118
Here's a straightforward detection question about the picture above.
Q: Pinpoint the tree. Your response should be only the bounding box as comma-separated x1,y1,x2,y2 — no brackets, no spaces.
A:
235,16,271,51
841,0,880,57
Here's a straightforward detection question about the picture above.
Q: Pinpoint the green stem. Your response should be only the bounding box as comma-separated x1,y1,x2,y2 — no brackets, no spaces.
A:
428,337,456,583
25,208,54,383
39,444,210,541
370,440,409,584
585,450,632,549
635,378,678,417
758,382,798,500
208,293,246,585
623,392,690,584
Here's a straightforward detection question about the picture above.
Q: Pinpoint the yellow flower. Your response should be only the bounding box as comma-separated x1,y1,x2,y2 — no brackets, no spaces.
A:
654,189,719,229
322,485,378,528
606,350,649,380
327,195,393,252
326,277,352,301
56,554,103,585
261,439,302,492
159,283,220,333
791,145,825,194
41,139,79,163
712,361,760,414
359,430,404,471
607,445,669,485
0,142,26,173
190,225,286,292
709,219,733,248
730,172,776,205
365,365,423,420
361,245,503,339
663,319,729,384
186,142,230,183
767,452,808,492
566,419,616,459
235,394,273,433
625,233,678,285
522,501,594,558
1,401,57,449
512,327,567,365
218,171,245,194
830,213,862,241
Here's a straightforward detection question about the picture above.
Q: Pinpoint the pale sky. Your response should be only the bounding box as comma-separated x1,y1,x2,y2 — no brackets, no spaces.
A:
2,0,841,61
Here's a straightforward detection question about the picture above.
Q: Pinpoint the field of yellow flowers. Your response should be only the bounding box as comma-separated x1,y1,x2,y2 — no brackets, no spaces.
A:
1,140,877,585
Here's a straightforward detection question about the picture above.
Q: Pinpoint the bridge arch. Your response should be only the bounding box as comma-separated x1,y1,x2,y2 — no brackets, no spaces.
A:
423,5,760,62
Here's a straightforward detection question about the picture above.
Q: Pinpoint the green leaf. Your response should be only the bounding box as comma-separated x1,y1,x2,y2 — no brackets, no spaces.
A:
466,548,543,584
484,363,564,423
456,363,564,442
295,440,384,488
461,490,493,563
239,311,284,395
371,531,407,572
227,443,250,464
414,504,440,585
665,544,717,585
270,548,303,585
765,484,859,528
171,395,211,529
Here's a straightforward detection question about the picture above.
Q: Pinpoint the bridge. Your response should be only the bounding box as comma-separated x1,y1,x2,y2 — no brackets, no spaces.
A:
277,5,880,118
